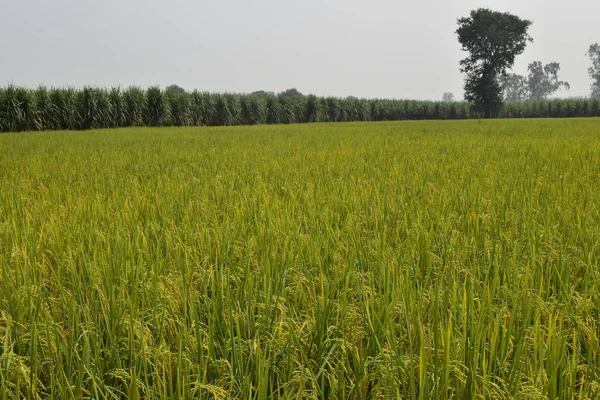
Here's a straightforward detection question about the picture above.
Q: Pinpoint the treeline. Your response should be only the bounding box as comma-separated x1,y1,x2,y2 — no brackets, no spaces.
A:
1,85,600,132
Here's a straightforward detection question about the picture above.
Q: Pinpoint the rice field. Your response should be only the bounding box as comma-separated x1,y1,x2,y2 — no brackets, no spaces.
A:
1,118,599,399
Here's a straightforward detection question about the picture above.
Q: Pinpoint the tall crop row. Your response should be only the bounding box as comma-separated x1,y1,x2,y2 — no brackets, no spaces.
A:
1,85,600,132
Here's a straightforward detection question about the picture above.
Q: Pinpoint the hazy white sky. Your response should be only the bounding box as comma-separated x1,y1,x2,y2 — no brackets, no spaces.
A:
1,0,598,100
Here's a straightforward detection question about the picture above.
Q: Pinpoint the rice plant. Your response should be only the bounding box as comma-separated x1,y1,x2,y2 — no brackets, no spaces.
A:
1,119,599,398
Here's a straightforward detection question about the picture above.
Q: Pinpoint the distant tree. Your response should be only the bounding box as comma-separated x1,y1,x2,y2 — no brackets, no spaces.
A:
456,8,532,117
279,88,303,98
250,90,274,97
345,95,359,100
500,73,528,101
500,62,570,101
588,43,600,98
165,84,186,94
526,61,570,100
442,92,455,102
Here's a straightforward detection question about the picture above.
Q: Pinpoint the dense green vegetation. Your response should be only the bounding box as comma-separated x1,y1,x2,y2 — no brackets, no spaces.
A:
1,119,599,399
1,85,600,132
456,8,532,117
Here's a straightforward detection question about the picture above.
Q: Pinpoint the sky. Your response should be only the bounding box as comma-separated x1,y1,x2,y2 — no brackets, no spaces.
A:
1,0,598,100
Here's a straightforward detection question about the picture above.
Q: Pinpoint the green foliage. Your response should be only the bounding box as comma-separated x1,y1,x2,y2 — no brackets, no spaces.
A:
2,86,600,133
108,87,125,128
279,88,303,98
526,61,570,100
250,90,274,98
33,86,59,130
189,90,211,126
167,91,191,127
0,85,28,132
457,8,533,117
123,86,147,127
501,62,569,101
50,87,78,130
499,98,600,118
212,93,238,126
1,119,600,398
146,86,170,127
165,84,186,95
588,43,600,99
76,87,107,130
441,92,455,102
500,73,529,101
463,68,503,117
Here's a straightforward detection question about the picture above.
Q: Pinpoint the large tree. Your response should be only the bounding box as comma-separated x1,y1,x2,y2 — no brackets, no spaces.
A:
279,88,303,98
250,90,274,97
500,73,528,101
165,84,186,94
526,61,570,100
500,61,570,101
442,92,455,102
456,8,532,117
588,43,600,99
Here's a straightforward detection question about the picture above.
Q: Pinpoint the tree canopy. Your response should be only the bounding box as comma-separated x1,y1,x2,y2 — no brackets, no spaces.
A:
588,43,600,99
456,8,532,117
526,62,570,100
250,90,274,98
500,61,569,101
500,73,528,101
442,92,455,102
165,84,186,94
279,88,304,98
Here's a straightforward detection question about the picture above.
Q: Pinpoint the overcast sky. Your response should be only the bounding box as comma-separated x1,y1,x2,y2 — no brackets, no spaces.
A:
1,0,598,100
